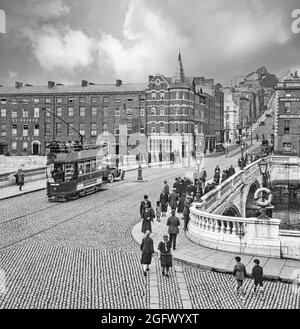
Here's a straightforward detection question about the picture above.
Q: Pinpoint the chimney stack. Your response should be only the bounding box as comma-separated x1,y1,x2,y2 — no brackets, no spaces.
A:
116,79,122,87
48,81,55,88
88,82,95,85
15,81,23,88
81,80,88,87
25,84,33,87
148,75,154,82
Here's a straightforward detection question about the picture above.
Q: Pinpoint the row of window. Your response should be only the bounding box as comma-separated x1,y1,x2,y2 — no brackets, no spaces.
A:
148,122,194,134
1,124,40,137
0,96,146,105
0,107,146,118
148,107,195,116
149,91,193,101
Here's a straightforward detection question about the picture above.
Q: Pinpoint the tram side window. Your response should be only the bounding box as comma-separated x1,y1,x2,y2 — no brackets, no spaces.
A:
96,161,102,171
65,163,76,181
78,163,84,175
85,162,91,174
51,163,65,182
90,160,96,173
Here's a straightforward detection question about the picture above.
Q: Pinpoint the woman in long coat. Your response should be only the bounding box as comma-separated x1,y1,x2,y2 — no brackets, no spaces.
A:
177,192,185,214
140,230,154,276
158,234,172,278
159,190,168,217
141,204,155,233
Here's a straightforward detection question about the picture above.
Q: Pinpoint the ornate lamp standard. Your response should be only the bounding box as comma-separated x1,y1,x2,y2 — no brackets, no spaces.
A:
255,159,273,219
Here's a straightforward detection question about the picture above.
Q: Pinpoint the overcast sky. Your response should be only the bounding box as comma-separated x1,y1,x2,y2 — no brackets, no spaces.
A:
0,0,299,86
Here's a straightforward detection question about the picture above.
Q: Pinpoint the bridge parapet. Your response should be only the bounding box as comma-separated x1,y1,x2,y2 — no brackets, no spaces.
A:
188,205,281,258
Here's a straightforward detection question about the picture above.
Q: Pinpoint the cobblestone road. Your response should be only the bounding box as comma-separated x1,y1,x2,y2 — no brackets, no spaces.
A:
0,157,298,309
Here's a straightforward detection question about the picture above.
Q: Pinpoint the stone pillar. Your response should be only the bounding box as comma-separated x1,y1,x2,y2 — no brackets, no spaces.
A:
245,217,281,257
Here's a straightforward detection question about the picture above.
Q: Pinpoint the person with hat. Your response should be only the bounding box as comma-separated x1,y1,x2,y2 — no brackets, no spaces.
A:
183,194,193,231
166,209,180,250
141,203,155,234
168,188,179,211
157,234,173,278
140,195,152,218
159,189,169,217
140,230,154,277
251,259,264,299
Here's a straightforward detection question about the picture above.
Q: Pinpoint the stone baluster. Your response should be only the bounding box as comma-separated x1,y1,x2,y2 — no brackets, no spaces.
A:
220,220,225,233
215,220,220,232
231,222,237,235
225,219,231,234
210,218,215,232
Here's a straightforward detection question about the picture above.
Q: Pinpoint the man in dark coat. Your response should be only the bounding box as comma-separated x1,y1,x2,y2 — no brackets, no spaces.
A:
251,259,264,299
173,178,181,195
159,190,169,217
166,209,181,250
213,170,220,185
14,168,25,191
221,170,228,183
183,195,193,231
158,234,172,278
233,256,247,300
228,165,236,177
141,204,155,233
140,195,152,217
163,180,169,194
140,230,154,276
168,188,179,211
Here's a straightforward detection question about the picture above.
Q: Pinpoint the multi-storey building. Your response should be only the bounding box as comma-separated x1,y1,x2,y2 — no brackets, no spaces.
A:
274,72,300,155
0,80,147,155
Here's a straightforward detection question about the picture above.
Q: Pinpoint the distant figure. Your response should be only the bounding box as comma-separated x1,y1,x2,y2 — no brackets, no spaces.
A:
141,204,155,234
159,189,169,217
14,168,24,191
168,188,179,211
140,230,154,277
140,195,152,218
163,180,169,194
228,165,236,177
155,201,161,222
221,170,228,183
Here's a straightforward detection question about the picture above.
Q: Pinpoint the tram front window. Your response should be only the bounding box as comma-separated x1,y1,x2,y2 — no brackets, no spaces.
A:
51,163,65,182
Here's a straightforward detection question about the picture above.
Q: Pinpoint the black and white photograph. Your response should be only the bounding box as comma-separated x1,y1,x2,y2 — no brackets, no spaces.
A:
0,0,300,316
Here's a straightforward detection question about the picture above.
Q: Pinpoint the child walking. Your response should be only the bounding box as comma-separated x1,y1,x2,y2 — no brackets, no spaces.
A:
252,259,265,300
156,201,161,222
233,256,247,300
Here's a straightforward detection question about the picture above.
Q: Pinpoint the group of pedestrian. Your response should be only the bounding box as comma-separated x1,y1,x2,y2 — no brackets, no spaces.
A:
238,152,260,169
233,256,264,300
213,164,236,185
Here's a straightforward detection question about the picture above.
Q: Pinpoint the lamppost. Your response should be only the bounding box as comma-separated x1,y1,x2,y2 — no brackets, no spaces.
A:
195,159,202,202
258,159,268,188
256,159,273,219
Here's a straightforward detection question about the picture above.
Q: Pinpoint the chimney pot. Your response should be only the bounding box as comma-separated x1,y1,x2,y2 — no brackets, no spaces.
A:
48,81,55,88
81,80,88,87
15,81,23,88
116,79,122,87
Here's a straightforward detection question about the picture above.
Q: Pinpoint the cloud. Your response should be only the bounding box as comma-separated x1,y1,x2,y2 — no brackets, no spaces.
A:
96,0,291,82
23,0,70,20
24,26,95,72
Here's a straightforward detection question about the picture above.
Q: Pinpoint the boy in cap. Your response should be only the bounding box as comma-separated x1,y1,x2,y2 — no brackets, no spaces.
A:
252,259,264,299
233,256,247,300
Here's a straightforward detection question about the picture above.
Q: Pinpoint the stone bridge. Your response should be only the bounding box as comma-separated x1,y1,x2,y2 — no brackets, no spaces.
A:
187,157,300,260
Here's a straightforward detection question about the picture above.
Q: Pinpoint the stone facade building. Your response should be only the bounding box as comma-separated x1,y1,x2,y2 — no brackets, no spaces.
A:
274,72,300,155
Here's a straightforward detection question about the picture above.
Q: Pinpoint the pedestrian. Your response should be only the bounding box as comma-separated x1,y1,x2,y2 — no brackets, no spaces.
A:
141,204,155,233
233,256,247,300
178,178,185,197
193,168,200,186
214,165,221,174
168,188,179,211
14,168,25,191
148,152,151,166
177,192,185,214
158,234,173,278
156,201,162,222
199,167,207,187
166,209,180,250
228,165,235,177
140,230,154,277
183,194,193,231
159,189,168,217
221,170,228,183
173,178,181,195
213,170,220,185
140,195,152,218
252,259,264,299
163,180,169,194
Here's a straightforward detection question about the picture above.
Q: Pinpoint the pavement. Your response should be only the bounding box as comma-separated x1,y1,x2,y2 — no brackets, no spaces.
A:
131,208,300,283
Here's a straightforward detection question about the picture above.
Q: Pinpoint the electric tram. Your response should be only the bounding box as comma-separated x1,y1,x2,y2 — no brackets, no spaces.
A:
46,141,109,201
